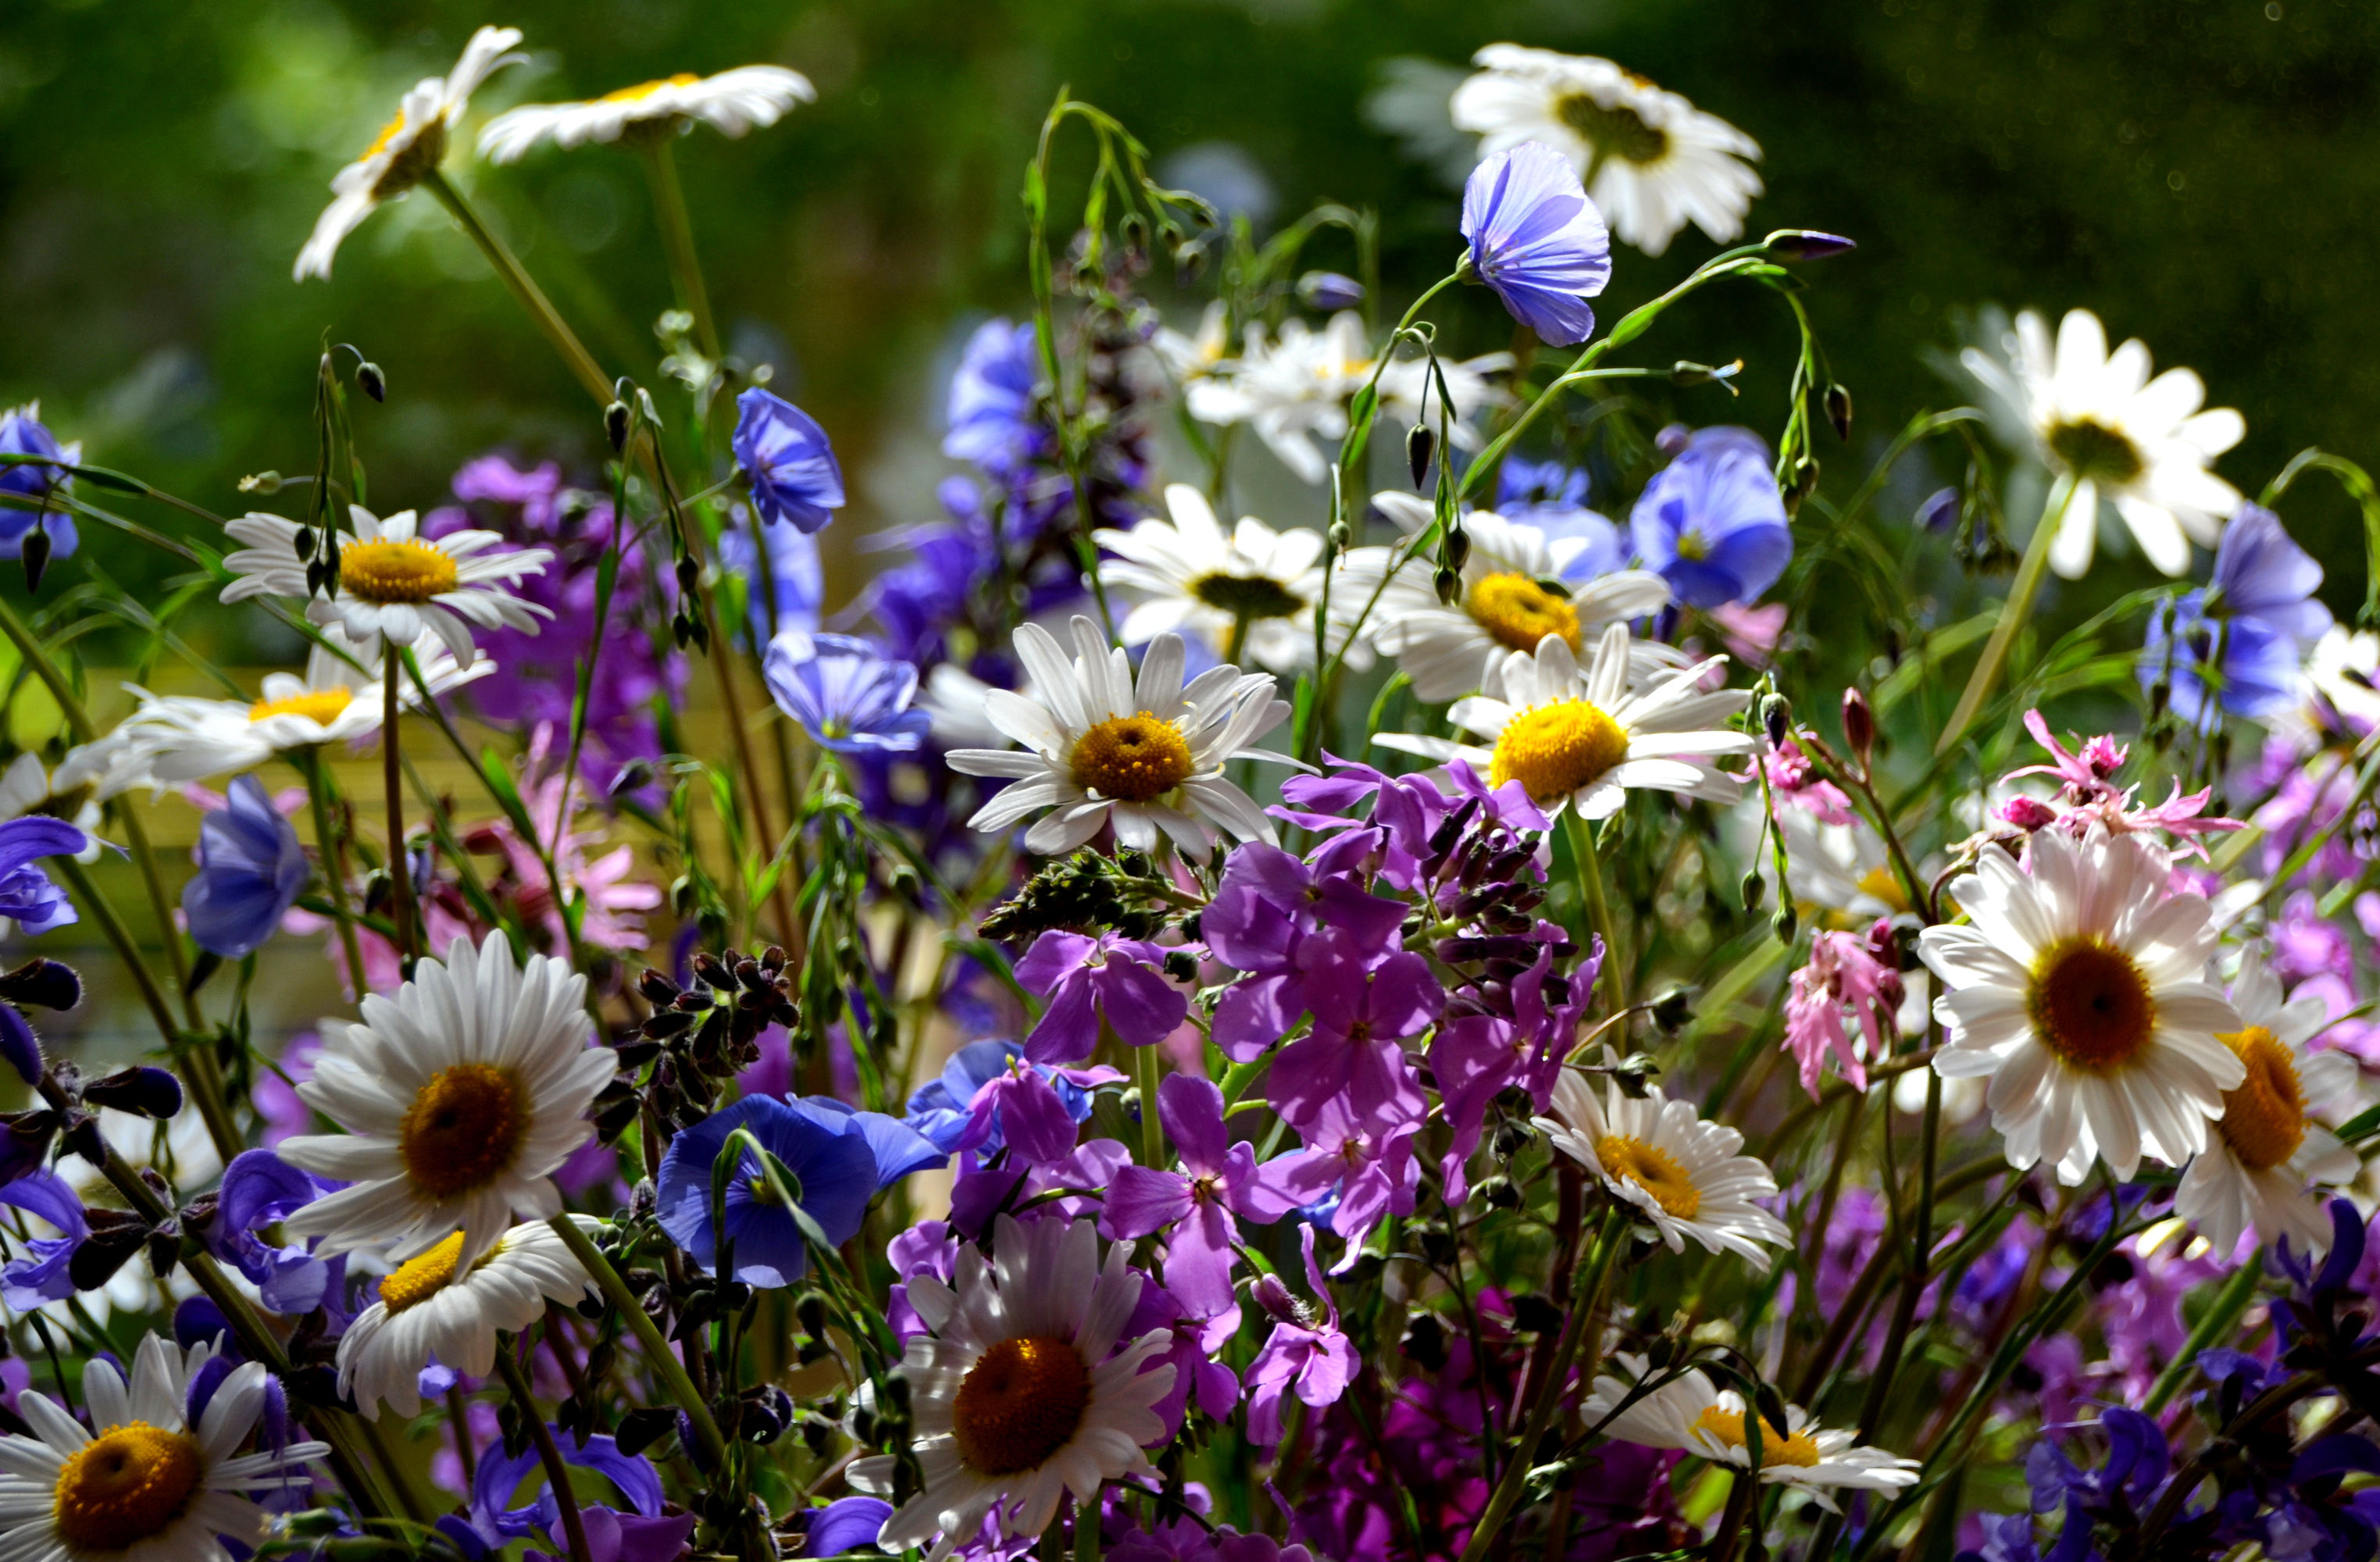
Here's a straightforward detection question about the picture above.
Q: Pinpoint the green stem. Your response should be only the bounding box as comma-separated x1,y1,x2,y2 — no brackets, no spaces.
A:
423,169,614,406
1565,811,1625,1013
298,749,370,993
545,1214,729,1465
2143,1259,2261,1414
1935,473,2075,757
1135,1037,1164,1168
383,654,413,967
494,1343,592,1562
640,138,719,360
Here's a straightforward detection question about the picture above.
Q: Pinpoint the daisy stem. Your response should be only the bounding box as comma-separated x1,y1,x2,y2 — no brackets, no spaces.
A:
545,1212,730,1466
423,170,616,408
1136,1034,1165,1168
2141,1257,2261,1414
1564,811,1627,1013
494,1343,593,1562
384,654,415,967
298,749,371,998
1934,473,2075,758
640,138,720,361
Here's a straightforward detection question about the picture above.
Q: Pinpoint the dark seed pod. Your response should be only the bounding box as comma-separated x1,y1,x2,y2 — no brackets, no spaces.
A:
355,361,387,402
605,400,632,452
1824,383,1852,441
1406,424,1436,490
1841,686,1875,776
20,527,51,593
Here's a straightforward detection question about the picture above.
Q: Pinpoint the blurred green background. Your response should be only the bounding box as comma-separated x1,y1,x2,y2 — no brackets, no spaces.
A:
2,0,2376,624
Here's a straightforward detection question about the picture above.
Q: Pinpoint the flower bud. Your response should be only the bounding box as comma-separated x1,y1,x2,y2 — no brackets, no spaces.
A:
1406,423,1435,490
1759,694,1793,749
1327,520,1352,552
1443,526,1470,573
1825,383,1852,441
1654,422,1691,458
1841,686,1875,776
1740,868,1766,911
1917,486,1959,533
1771,904,1798,947
20,526,50,593
237,470,284,494
1433,565,1461,605
1763,230,1858,260
355,361,387,403
1296,270,1366,311
605,400,633,453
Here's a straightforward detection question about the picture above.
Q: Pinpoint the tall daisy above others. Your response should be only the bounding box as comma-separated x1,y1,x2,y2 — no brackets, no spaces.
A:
479,64,815,161
222,505,552,662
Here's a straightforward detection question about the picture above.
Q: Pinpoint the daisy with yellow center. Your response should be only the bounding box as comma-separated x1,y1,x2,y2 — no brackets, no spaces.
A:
1919,826,2246,1185
947,616,1295,856
278,930,615,1268
1183,313,1376,485
1535,1068,1789,1268
337,1218,600,1419
1584,1354,1918,1510
1450,45,1764,257
0,1333,327,1562
222,504,551,662
479,64,815,162
850,1217,1176,1562
1337,496,1671,702
294,26,524,280
1094,483,1351,676
1376,622,1754,822
2174,946,2364,1255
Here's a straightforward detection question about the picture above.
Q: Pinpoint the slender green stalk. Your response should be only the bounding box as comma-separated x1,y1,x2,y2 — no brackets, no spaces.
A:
1136,1037,1164,1168
2143,1259,2261,1414
640,137,719,359
297,748,370,991
494,1344,592,1562
1935,473,2075,757
423,169,614,406
383,654,413,965
1565,811,1626,1012
545,1214,730,1465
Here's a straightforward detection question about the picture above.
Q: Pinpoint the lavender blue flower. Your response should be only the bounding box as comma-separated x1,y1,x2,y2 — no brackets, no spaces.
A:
1461,141,1613,348
0,404,80,563
762,630,931,754
0,815,85,936
720,512,823,640
655,1095,883,1287
0,1172,84,1309
943,318,1045,478
1629,425,1793,607
182,776,307,958
459,1429,692,1562
733,387,846,534
2140,503,2332,720
1498,455,1628,578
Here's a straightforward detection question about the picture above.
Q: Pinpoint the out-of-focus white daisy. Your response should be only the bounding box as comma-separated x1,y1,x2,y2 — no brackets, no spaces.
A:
294,26,525,280
1375,348,1515,459
1961,308,2243,579
851,1217,1174,1562
1338,495,1670,701
1185,312,1375,484
946,617,1293,856
1585,1353,1918,1509
338,1218,599,1418
478,65,815,162
278,930,613,1269
1535,1068,1789,1268
0,751,104,863
1095,483,1346,676
2287,623,2380,743
222,505,551,662
1450,45,1763,257
0,1333,327,1562
2175,946,2364,1255
1152,301,1230,387
1777,809,1916,926
1379,624,1753,821
1919,826,2245,1185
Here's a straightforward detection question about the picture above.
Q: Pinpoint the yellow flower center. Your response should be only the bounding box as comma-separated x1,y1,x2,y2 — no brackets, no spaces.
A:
2217,1025,2307,1172
1856,866,1911,915
379,1230,469,1314
1593,1133,1700,1219
1069,712,1194,803
53,1423,204,1552
1675,532,1711,562
1488,699,1630,804
1465,571,1582,654
399,1063,529,1200
2027,936,2158,1071
599,73,704,104
1553,91,1671,166
339,539,459,604
363,116,448,200
2046,418,2145,487
249,686,355,726
1693,1407,1822,1469
949,1336,1090,1477
360,109,409,159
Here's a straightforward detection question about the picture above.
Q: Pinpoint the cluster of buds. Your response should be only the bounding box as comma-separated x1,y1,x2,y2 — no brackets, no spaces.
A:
613,949,801,1139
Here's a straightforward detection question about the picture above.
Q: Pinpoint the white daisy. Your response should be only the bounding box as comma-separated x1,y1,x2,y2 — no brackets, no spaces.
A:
946,617,1293,856
1151,301,1230,387
1584,1353,1918,1510
221,505,552,662
1450,45,1763,257
478,65,815,162
1337,495,1671,701
851,1216,1174,1562
2174,946,2364,1255
1776,808,1917,926
0,1333,328,1562
294,26,525,281
1374,348,1515,458
1377,624,1754,821
337,1218,599,1419
277,930,613,1268
1918,826,2246,1185
1961,308,2244,579
2289,622,2380,742
1535,1068,1790,1269
1094,483,1349,676
1185,312,1375,484
98,627,490,790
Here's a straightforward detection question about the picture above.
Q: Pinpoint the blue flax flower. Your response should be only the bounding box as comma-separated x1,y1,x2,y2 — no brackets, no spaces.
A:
1629,425,1793,607
1461,141,1612,348
0,404,80,562
943,318,1045,478
182,776,307,958
207,1149,343,1315
0,815,84,936
0,1172,85,1309
762,630,931,754
1498,456,1627,579
446,1429,694,1562
733,387,846,534
2140,503,2333,720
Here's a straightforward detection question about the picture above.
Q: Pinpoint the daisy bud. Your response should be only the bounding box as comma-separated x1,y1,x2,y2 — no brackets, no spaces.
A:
605,399,633,452
1406,423,1435,489
355,360,387,402
19,526,49,593
1825,383,1853,441
1842,686,1875,776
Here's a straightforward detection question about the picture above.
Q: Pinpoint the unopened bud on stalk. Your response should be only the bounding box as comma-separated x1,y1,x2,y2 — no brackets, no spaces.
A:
1825,383,1852,441
1771,904,1798,947
1759,694,1793,748
238,471,284,494
605,400,632,453
294,525,315,562
1740,868,1766,911
676,557,701,597
1433,565,1461,605
355,361,387,403
1763,230,1858,261
1791,457,1822,500
1406,423,1435,490
1443,526,1470,573
1327,520,1351,552
1297,270,1366,310
1842,686,1875,776
20,527,48,592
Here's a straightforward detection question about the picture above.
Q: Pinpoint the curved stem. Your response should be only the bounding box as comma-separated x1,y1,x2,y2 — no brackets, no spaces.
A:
544,1214,730,1466
494,1343,591,1562
1935,473,2075,757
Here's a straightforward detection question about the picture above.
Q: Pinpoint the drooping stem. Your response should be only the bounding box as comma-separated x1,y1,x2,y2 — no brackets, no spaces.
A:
384,654,414,967
545,1214,730,1465
423,170,614,407
640,137,719,360
494,1343,592,1562
1935,473,2075,757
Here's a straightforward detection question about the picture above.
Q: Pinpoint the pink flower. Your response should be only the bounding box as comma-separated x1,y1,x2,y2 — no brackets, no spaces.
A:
1764,736,1854,826
1782,921,1903,1097
1244,1226,1357,1448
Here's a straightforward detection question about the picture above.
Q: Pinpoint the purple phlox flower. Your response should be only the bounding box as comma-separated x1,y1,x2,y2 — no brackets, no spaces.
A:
1430,925,1597,1204
1122,1278,1242,1436
2272,892,2354,985
1101,1075,1313,1317
944,318,1047,479
1244,1225,1357,1446
948,1136,1131,1238
182,775,308,958
0,1172,85,1309
887,1219,960,1341
1279,1093,1421,1268
902,1038,1114,1157
762,630,930,754
790,1496,895,1558
0,404,80,562
1015,930,1190,1065
1764,736,1856,826
2258,758,2372,889
1783,922,1904,1099
467,1428,692,1562
1460,141,1611,348
1629,426,1792,608
655,1096,883,1287
0,815,87,934
207,1148,344,1315
1264,936,1438,1132
2140,508,2330,721
1204,841,1408,1063
733,388,846,535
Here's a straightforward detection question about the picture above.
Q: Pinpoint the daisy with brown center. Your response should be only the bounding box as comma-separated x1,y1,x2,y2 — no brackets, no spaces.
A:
2174,945,2364,1256
1376,623,1754,821
0,1333,328,1562
1584,1353,1917,1509
337,1218,601,1419
1450,45,1764,258
277,930,615,1268
222,505,551,663
1535,1068,1790,1269
478,65,815,162
850,1216,1175,1562
1094,483,1347,676
946,616,1295,857
1337,494,1671,702
294,26,525,280
1918,826,2246,1186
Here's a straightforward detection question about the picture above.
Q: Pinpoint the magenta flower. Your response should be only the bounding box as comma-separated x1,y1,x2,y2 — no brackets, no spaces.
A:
1122,1278,1244,1439
1763,736,1855,826
1204,842,1408,1063
1782,922,1904,1098
1264,936,1439,1131
1014,930,1189,1065
1280,1093,1422,1265
1428,927,1595,1203
1244,1227,1358,1447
